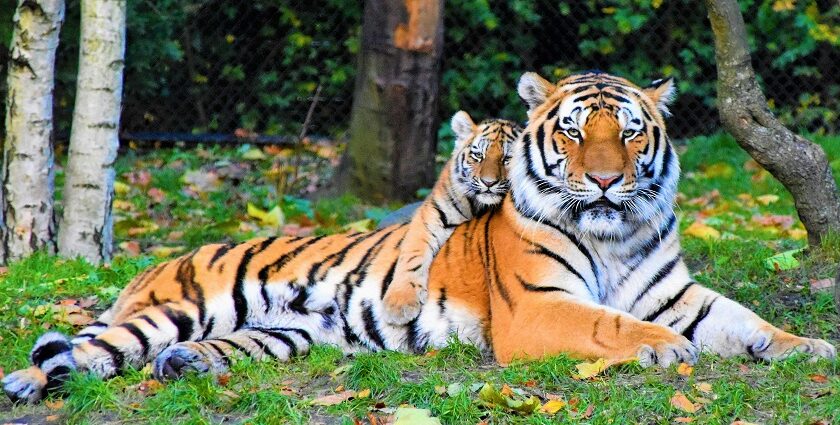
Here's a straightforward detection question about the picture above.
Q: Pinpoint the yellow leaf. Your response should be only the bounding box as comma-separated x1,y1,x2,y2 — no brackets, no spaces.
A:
675,417,694,423
149,245,186,258
540,399,566,414
114,181,130,195
684,221,720,240
575,358,608,379
247,203,285,227
343,219,373,233
702,163,734,179
45,398,64,410
356,388,371,398
241,147,268,160
393,407,443,425
755,194,780,205
434,385,447,395
670,391,698,413
500,384,514,397
677,362,694,376
787,228,808,240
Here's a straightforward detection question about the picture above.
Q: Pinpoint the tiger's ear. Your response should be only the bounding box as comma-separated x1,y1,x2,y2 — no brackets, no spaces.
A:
450,110,476,149
643,77,677,116
517,72,554,114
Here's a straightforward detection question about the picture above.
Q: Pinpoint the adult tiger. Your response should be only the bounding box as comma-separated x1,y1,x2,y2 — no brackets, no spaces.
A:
4,71,835,404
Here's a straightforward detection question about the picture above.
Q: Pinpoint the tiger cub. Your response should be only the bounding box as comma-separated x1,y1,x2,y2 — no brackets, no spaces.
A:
381,111,520,324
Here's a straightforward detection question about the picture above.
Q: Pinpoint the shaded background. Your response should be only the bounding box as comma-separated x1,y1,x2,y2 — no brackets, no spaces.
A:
1,0,838,144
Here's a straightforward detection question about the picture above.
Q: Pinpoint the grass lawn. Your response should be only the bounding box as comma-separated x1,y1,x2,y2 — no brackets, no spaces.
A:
1,134,839,424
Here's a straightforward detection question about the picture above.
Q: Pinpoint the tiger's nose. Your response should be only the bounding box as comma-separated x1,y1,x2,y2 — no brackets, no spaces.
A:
585,173,621,190
480,178,499,188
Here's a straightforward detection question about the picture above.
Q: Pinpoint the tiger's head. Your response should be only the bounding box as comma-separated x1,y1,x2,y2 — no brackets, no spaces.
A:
511,71,679,239
450,111,521,206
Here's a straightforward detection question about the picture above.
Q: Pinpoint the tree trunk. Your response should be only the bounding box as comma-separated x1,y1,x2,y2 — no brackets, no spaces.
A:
705,0,840,247
57,0,126,264
343,0,444,202
1,0,64,263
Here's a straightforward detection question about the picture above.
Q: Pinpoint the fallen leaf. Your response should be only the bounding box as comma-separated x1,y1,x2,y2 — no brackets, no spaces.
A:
114,181,130,195
702,163,734,179
810,279,834,292
787,228,808,240
670,391,697,413
149,245,187,258
675,417,694,423
344,219,374,233
138,379,163,396
695,382,713,394
677,362,694,376
752,214,794,229
45,399,64,409
312,390,356,406
500,384,515,397
182,169,221,193
763,248,804,272
575,358,608,379
730,421,760,425
755,194,779,205
809,374,828,383
356,388,371,399
581,404,594,418
147,188,167,203
241,147,268,160
540,399,566,414
477,383,542,414
684,221,720,240
120,241,141,256
45,415,60,422
393,407,442,425
523,379,537,387
446,382,463,396
434,385,447,395
247,203,285,227
217,373,231,386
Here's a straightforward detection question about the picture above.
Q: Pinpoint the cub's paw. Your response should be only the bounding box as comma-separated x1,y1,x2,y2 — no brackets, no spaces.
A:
153,342,226,380
382,280,427,325
637,334,699,368
3,367,47,404
749,331,837,361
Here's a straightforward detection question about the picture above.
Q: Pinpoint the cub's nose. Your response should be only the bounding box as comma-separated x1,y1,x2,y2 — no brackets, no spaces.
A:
585,173,621,190
480,178,499,188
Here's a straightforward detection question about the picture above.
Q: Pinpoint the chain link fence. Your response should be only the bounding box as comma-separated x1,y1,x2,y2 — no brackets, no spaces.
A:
1,0,838,142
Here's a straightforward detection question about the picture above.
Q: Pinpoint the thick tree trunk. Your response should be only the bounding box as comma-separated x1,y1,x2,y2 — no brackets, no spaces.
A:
58,0,126,264
705,0,840,247
1,0,64,263
343,0,444,202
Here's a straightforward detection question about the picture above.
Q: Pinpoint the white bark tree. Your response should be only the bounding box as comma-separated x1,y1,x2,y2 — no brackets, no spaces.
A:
57,0,126,263
1,0,65,263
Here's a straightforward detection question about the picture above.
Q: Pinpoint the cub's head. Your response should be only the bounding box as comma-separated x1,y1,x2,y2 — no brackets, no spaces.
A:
511,71,679,238
450,111,521,206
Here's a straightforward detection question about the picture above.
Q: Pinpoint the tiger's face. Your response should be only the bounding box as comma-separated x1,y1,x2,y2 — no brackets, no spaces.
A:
511,71,679,238
450,111,521,206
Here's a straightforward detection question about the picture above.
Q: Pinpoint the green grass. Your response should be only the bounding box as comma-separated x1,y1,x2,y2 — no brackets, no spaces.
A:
1,134,840,424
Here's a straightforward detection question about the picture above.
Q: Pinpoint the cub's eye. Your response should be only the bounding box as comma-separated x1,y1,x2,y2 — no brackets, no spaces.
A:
502,157,511,165
622,129,637,139
470,153,482,161
565,128,581,139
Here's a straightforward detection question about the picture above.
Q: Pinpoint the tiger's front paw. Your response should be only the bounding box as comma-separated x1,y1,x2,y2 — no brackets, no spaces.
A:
637,333,699,368
153,342,226,380
382,280,427,325
749,330,836,361
2,367,47,404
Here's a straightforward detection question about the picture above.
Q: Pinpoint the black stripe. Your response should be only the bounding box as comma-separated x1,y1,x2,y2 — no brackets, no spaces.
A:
31,340,72,367
43,365,73,391
258,236,325,312
258,328,299,357
208,244,234,269
488,236,513,309
380,258,399,299
361,302,386,349
405,317,425,354
601,91,631,104
206,341,231,366
201,317,216,340
137,314,159,329
233,238,276,330
88,339,125,370
177,253,205,325
642,282,695,322
516,274,571,294
288,287,309,314
681,298,717,341
120,323,151,358
248,336,276,358
307,229,385,286
630,256,682,309
219,338,250,355
528,244,589,290
432,200,455,229
275,327,312,344
160,305,194,342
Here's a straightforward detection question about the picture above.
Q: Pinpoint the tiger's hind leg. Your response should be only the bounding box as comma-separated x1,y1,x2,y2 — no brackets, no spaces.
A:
153,327,313,380
2,314,114,404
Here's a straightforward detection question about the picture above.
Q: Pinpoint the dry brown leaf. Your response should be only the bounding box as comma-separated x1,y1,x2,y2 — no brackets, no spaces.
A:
45,415,60,422
500,384,514,397
138,379,163,396
675,417,694,423
684,221,720,240
695,382,713,394
670,391,697,413
809,374,828,383
738,364,750,374
523,379,537,387
217,373,231,386
730,421,760,425
581,404,594,418
810,279,834,292
45,399,64,410
312,390,356,406
120,241,141,256
677,362,694,376
357,388,371,399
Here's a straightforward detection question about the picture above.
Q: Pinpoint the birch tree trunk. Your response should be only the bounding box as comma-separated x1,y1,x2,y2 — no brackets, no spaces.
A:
57,0,126,264
705,0,840,247
1,0,64,263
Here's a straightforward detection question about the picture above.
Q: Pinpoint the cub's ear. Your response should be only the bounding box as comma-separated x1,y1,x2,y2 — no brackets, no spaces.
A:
517,72,554,114
450,110,476,149
643,77,677,116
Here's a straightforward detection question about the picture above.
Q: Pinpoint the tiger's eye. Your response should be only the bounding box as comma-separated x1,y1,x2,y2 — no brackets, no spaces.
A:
622,129,636,138
566,128,580,138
